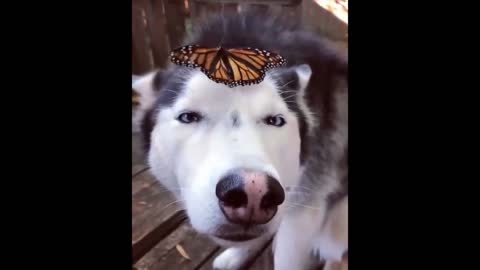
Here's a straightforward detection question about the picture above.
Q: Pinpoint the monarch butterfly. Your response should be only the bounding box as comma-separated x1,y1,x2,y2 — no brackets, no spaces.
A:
170,45,286,87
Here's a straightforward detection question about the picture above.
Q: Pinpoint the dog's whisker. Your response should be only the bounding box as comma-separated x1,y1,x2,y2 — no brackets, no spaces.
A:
161,88,179,95
282,94,298,101
277,79,297,89
142,187,187,196
278,89,298,95
283,202,323,210
284,185,317,192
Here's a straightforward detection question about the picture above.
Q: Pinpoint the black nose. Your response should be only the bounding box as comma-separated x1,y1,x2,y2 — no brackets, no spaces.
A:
216,170,285,225
261,176,285,209
215,174,248,208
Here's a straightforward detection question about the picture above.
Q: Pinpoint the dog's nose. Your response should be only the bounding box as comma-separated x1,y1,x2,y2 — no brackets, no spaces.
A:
216,169,285,226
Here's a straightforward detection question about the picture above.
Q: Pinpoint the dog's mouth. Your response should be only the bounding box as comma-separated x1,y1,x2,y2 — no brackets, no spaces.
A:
212,223,266,242
213,233,260,242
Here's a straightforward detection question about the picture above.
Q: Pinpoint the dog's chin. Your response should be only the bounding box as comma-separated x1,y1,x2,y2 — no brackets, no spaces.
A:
208,223,269,245
213,233,261,242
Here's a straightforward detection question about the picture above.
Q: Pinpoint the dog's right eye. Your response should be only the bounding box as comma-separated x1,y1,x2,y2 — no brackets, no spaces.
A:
177,112,202,124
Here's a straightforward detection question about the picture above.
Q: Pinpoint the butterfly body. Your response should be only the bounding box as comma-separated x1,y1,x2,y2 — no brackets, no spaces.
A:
170,45,286,88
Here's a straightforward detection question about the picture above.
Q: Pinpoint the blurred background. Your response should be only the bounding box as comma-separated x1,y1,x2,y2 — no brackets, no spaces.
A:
132,0,347,75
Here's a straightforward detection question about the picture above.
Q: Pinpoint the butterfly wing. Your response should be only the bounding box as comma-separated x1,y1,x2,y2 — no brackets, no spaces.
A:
223,48,286,87
170,45,220,70
170,46,286,87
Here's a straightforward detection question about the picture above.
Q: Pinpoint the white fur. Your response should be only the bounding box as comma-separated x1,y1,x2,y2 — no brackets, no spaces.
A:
314,196,348,262
274,205,327,270
295,64,319,135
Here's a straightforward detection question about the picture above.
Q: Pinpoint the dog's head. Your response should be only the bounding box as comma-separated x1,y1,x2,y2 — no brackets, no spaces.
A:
133,63,316,243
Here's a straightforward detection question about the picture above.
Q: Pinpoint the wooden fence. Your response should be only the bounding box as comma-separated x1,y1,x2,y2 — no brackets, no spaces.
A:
132,0,347,75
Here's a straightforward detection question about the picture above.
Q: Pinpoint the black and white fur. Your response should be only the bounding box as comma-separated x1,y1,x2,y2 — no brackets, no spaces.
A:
132,11,348,270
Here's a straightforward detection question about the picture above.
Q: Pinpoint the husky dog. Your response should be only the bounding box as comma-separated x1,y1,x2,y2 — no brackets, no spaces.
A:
132,12,348,270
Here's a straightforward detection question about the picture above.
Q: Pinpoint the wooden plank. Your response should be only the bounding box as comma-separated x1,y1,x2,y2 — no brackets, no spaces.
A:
133,211,188,264
247,244,273,270
240,239,273,270
302,0,347,42
132,133,148,176
193,0,301,6
132,170,183,242
136,224,221,269
164,0,187,49
133,133,147,168
144,0,171,68
196,247,225,270
132,169,157,195
132,164,149,176
135,223,192,269
132,0,154,74
132,170,186,262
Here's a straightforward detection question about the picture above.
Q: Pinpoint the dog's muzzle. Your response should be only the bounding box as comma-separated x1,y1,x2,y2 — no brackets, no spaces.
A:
215,168,285,227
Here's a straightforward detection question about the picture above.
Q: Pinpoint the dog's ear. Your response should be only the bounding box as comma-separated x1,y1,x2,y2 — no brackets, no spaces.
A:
132,70,165,133
132,70,165,112
293,64,313,91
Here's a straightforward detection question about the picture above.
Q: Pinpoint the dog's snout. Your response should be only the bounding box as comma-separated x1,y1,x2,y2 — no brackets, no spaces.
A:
216,169,285,226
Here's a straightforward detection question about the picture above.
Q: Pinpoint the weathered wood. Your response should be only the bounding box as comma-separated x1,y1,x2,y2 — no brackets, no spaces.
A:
133,211,188,264
193,0,301,6
196,247,224,270
247,243,274,270
132,0,153,74
132,164,149,177
164,0,187,49
135,224,192,269
302,0,347,42
132,169,157,195
240,239,273,270
132,133,147,168
144,0,171,68
132,170,186,260
136,224,220,269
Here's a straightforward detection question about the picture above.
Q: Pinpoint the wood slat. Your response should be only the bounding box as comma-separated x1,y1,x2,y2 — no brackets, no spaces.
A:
132,133,148,175
132,164,149,177
132,169,157,195
196,247,224,270
144,0,171,68
132,170,186,262
240,239,273,270
136,224,220,270
132,0,154,74
132,170,182,242
135,224,192,269
247,243,274,270
133,211,187,264
193,0,301,6
301,0,347,42
164,0,187,49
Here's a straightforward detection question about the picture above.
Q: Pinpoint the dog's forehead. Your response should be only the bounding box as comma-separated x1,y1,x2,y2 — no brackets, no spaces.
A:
174,71,284,111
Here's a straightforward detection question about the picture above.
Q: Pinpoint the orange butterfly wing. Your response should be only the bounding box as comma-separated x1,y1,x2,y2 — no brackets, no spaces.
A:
170,45,286,87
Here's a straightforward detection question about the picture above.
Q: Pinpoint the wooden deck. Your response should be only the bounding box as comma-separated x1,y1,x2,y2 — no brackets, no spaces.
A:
132,134,275,269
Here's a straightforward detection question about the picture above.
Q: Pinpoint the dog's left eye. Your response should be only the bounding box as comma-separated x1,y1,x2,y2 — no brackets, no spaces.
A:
177,112,202,124
264,115,286,127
